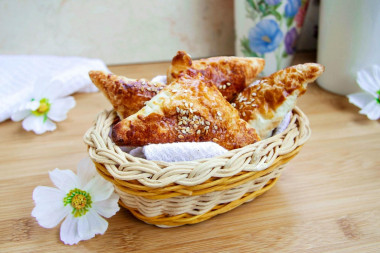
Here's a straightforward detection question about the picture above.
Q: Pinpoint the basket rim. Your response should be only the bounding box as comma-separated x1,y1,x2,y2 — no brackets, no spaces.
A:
84,107,311,188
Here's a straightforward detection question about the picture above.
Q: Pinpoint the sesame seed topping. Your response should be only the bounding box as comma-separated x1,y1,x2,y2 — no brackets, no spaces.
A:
226,82,231,86
205,126,210,130
179,121,183,126
231,103,236,107
223,85,227,89
217,111,222,116
251,92,256,96
212,138,218,142
205,121,210,126
176,107,180,113
182,129,186,134
251,98,255,102
196,130,201,135
239,105,243,109
178,134,184,139
186,127,190,132
214,125,218,130
189,102,193,107
242,112,246,117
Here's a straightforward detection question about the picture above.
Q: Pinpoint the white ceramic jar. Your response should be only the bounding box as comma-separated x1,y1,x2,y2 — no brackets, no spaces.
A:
317,0,380,95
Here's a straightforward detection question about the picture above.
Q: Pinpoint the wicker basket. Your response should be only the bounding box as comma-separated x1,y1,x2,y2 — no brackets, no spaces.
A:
84,107,311,227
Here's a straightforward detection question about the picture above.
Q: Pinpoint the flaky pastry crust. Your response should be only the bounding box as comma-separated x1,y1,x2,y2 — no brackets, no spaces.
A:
167,51,265,101
233,63,325,138
112,74,260,150
89,71,165,119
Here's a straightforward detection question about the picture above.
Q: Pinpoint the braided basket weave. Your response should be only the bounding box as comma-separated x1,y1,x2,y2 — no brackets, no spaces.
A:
84,107,311,227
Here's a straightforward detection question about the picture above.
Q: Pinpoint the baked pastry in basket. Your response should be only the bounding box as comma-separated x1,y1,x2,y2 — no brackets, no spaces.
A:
112,74,260,150
167,51,265,101
232,63,325,138
89,71,166,119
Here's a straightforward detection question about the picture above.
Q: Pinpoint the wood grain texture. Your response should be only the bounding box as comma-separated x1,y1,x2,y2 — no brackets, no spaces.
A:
1,52,379,252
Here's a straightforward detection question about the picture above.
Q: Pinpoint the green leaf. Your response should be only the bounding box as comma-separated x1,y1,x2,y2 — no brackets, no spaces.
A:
246,0,258,11
270,10,282,21
286,17,294,27
282,51,288,58
273,3,281,10
258,3,267,14
240,37,259,57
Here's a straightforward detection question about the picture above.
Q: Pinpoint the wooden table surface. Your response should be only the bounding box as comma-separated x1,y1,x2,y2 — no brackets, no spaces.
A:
1,53,379,253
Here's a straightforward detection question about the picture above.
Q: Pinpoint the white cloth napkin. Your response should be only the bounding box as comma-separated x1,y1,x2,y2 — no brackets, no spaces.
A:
0,55,109,122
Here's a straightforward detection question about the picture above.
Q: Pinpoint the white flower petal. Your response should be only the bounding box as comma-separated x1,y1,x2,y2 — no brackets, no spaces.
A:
26,100,41,111
360,100,380,120
22,115,56,134
48,96,76,122
77,157,97,188
71,210,108,244
31,186,70,228
347,92,374,109
11,109,31,121
10,100,39,122
60,215,81,245
85,175,115,202
86,209,108,236
49,169,79,193
22,115,41,132
77,216,93,240
93,192,120,218
357,66,380,96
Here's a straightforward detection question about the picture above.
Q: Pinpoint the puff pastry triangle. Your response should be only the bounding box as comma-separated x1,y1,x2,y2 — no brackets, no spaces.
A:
89,71,165,119
233,63,325,138
112,75,260,150
167,51,265,101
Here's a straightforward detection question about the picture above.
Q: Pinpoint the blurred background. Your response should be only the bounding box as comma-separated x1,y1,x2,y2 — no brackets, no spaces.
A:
0,0,318,65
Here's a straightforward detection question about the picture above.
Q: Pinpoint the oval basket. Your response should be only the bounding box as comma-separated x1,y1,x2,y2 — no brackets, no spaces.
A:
84,107,311,227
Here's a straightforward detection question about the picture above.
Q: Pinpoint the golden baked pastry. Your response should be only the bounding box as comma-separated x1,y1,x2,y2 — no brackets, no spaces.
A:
232,63,325,139
167,51,265,101
89,71,165,119
112,74,260,150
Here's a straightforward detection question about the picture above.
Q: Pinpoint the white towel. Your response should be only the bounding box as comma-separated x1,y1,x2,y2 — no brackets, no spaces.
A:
0,55,109,122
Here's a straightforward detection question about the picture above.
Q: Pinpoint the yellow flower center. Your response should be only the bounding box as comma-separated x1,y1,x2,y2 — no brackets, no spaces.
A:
63,188,92,217
261,35,271,43
31,98,51,117
71,194,87,210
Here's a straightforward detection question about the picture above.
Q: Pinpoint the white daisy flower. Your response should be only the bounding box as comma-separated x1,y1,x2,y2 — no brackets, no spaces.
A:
347,65,380,120
31,157,120,245
10,76,76,134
